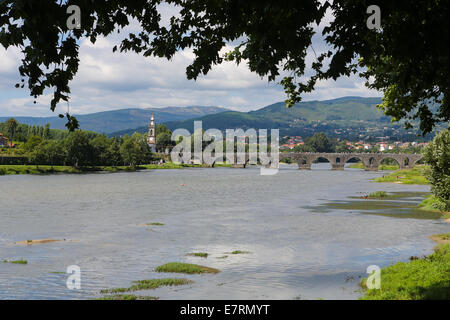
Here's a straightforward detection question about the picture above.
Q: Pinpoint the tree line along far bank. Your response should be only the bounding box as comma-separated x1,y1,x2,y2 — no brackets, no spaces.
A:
1,119,429,168
0,119,174,167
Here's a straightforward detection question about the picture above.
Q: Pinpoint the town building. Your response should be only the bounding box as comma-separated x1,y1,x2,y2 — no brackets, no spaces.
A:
0,133,8,147
377,142,388,151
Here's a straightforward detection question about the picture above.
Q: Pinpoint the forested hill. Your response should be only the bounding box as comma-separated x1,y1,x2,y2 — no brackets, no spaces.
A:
0,106,228,134
111,96,431,141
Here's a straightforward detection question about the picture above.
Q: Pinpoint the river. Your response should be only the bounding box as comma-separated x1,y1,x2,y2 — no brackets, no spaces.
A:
0,164,448,299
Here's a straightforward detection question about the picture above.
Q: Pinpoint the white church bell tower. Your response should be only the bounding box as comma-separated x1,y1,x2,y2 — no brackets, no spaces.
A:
147,113,156,152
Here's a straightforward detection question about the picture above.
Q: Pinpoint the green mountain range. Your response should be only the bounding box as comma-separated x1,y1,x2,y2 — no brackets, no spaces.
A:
3,96,435,141
0,106,228,134
111,96,431,141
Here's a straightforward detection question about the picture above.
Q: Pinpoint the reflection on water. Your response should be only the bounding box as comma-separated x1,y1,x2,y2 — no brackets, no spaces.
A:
0,164,448,300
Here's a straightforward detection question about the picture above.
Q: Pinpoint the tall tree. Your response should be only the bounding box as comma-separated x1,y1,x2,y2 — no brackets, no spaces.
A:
64,131,94,167
0,1,449,133
305,133,334,152
156,124,173,152
43,123,50,139
119,134,148,167
6,118,18,148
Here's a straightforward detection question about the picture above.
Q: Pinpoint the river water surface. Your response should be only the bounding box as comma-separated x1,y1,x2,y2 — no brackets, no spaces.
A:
0,164,448,299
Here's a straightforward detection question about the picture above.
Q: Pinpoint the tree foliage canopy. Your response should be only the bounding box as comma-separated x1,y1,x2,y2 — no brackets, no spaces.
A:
423,129,450,211
0,0,449,133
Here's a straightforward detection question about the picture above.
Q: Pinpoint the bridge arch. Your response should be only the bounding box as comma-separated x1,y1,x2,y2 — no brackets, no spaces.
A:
308,155,335,165
343,156,365,169
312,156,333,170
379,156,402,168
407,155,422,168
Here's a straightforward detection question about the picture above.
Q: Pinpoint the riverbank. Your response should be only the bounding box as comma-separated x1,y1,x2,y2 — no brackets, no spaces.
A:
360,239,450,300
0,163,232,175
417,195,450,220
372,166,449,219
359,164,450,299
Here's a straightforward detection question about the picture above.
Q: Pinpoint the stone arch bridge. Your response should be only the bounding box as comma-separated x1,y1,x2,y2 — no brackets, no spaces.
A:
210,152,422,170
278,152,422,171
187,152,422,171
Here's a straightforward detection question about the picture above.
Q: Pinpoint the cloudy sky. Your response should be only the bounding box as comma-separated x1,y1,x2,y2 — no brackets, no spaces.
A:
0,6,381,117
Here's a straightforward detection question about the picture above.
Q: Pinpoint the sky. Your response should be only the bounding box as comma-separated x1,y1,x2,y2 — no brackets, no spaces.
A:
0,5,381,117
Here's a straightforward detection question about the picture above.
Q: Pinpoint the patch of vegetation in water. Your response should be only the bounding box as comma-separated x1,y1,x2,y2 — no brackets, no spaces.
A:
231,250,251,255
3,259,27,264
146,222,164,226
155,262,220,274
100,278,193,294
360,244,450,300
374,167,429,185
96,294,159,300
186,252,208,258
368,191,388,198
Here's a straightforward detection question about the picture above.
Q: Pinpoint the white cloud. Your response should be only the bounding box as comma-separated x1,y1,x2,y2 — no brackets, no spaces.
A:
0,8,381,118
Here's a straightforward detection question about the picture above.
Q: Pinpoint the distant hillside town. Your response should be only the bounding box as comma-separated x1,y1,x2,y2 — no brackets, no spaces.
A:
280,135,428,153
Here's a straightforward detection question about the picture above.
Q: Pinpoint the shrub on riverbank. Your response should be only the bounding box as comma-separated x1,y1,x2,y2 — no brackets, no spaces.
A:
418,195,445,212
418,195,450,218
360,244,450,300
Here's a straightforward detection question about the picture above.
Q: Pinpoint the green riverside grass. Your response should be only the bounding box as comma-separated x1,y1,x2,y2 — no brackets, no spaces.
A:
100,278,193,294
0,162,228,176
374,167,429,185
360,244,450,300
417,195,449,218
155,262,220,274
349,163,399,170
